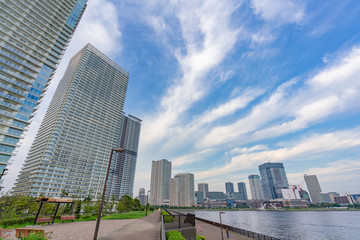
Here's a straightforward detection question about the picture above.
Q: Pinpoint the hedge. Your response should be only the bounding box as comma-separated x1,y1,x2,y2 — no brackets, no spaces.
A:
166,230,185,240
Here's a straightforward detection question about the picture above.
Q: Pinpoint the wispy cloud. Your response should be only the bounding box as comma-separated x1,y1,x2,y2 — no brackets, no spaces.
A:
198,46,360,149
140,0,241,152
251,0,305,24
196,127,360,180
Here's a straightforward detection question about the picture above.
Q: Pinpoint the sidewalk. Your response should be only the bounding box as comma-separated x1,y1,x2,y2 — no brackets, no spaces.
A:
196,220,252,240
100,211,161,240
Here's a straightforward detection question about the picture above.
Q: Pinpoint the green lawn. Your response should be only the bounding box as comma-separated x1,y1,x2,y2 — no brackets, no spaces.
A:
0,211,154,229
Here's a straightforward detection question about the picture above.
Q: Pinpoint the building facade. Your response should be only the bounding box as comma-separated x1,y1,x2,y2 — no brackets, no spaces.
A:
304,174,323,204
107,114,141,199
198,183,209,201
248,174,265,200
0,0,87,184
150,159,171,206
138,188,146,205
13,44,129,198
259,163,289,199
225,182,234,193
237,182,248,200
170,173,194,207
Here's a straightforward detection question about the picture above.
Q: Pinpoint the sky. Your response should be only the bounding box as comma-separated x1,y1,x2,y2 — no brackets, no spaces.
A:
4,0,360,197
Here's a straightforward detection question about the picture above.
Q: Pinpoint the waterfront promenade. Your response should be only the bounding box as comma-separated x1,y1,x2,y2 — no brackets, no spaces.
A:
3,212,160,240
196,220,252,240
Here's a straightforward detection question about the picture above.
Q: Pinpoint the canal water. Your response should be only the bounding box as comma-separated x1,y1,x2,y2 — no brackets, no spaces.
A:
191,210,360,240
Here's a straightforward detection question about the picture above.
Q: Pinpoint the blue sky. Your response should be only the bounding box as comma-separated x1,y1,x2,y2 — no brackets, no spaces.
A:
5,0,360,197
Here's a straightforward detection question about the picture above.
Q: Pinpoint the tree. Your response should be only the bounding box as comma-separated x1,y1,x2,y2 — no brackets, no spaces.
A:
61,189,69,198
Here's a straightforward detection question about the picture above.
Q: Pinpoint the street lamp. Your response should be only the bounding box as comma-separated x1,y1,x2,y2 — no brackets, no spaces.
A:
145,190,150,216
219,211,225,240
93,148,124,240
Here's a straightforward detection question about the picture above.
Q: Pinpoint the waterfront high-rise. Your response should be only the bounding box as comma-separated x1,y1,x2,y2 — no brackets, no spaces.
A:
170,173,194,207
13,44,129,198
248,175,264,200
0,0,87,184
304,174,323,204
259,163,289,199
237,182,248,200
198,183,209,200
138,188,146,205
107,114,141,199
150,159,171,206
225,182,234,193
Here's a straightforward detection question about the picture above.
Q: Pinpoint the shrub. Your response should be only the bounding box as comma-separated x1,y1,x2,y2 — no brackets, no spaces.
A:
197,234,206,240
0,216,35,228
166,230,185,240
21,232,49,240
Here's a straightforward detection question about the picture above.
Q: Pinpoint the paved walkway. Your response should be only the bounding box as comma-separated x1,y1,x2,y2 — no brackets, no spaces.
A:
196,220,252,240
100,211,161,240
4,219,137,240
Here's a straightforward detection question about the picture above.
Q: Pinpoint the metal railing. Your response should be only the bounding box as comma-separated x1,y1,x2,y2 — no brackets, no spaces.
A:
195,216,280,240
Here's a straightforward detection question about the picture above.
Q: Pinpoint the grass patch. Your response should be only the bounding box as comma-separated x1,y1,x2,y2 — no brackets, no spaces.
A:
102,211,152,220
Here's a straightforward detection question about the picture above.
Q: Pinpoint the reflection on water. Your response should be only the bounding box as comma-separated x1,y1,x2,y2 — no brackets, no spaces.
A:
192,210,360,240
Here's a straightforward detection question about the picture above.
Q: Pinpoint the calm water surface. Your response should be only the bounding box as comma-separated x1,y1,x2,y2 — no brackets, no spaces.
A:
190,210,360,240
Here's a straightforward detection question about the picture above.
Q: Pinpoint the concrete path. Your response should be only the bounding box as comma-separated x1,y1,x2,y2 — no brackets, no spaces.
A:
100,211,161,240
4,219,137,240
196,220,252,240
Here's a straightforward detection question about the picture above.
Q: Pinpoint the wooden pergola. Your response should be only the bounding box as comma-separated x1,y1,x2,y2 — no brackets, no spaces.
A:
34,197,74,225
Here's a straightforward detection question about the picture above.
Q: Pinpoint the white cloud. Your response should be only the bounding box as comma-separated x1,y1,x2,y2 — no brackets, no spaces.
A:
251,0,305,24
196,127,360,180
198,46,360,149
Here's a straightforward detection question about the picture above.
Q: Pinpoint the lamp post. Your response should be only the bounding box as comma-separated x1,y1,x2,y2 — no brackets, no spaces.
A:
93,148,124,240
219,211,225,240
145,190,150,216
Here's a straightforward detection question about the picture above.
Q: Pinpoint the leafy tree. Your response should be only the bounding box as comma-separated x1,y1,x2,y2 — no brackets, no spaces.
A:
61,189,69,198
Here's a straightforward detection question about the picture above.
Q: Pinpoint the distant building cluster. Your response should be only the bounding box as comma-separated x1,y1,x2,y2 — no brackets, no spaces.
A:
147,159,195,207
192,162,360,209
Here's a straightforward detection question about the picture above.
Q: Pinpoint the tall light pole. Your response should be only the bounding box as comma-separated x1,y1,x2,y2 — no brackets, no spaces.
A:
219,211,225,240
93,148,124,240
145,190,150,216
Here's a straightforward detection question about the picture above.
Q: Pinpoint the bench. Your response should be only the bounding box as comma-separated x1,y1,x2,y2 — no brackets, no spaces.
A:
0,228,12,238
15,228,53,238
60,215,76,223
36,217,52,224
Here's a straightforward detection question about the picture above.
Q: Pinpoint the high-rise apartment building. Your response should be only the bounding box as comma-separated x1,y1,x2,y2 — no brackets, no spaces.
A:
107,114,141,199
150,159,171,206
198,183,209,201
0,0,87,184
237,182,248,200
13,44,130,198
304,174,323,204
170,173,194,207
138,188,146,205
225,182,234,193
259,163,289,199
248,175,264,200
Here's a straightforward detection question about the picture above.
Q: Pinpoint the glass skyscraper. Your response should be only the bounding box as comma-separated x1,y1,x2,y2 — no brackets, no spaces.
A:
13,43,130,198
0,0,87,184
237,182,248,200
259,162,289,199
225,182,234,193
107,114,141,199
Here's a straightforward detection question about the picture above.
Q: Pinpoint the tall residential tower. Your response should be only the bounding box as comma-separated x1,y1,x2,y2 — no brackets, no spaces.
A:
0,0,87,183
13,44,130,198
198,183,209,200
107,114,141,199
150,159,171,206
170,173,195,207
248,175,264,200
